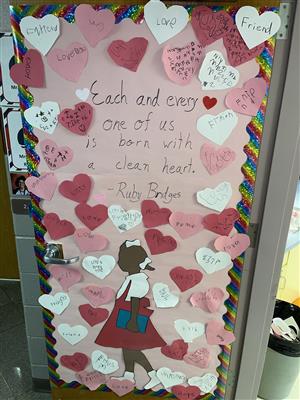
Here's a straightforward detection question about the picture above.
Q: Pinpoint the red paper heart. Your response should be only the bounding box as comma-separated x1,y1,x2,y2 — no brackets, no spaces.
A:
10,49,45,87
79,304,109,327
172,385,201,400
203,96,217,110
206,320,235,345
58,102,93,135
191,6,234,46
75,203,108,231
144,229,177,255
203,208,239,236
161,339,188,360
200,143,236,175
43,212,75,240
107,37,148,72
59,173,92,203
141,200,171,228
60,352,89,372
170,266,203,292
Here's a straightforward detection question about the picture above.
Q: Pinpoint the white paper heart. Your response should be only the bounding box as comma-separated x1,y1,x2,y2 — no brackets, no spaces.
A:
197,182,232,212
108,205,142,232
144,0,189,44
58,324,88,345
20,15,60,56
82,255,116,279
92,350,119,374
199,51,239,90
157,367,186,389
174,319,205,343
236,6,281,49
24,101,60,134
153,282,179,308
75,88,90,101
197,110,238,145
188,374,218,394
196,247,232,274
38,292,70,315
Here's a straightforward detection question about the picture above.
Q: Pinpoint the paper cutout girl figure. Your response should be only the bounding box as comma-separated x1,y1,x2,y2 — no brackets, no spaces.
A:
95,239,166,389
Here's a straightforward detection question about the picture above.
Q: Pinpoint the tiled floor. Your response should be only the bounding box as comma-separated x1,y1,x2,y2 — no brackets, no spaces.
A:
0,281,51,400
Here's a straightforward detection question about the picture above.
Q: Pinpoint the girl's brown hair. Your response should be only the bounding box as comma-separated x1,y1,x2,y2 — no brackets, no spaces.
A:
118,241,148,273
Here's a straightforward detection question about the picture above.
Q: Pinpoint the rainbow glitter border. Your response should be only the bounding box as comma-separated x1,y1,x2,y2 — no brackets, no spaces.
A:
9,4,277,399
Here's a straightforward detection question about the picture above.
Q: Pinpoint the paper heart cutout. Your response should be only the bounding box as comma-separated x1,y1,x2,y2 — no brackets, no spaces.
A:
79,304,109,327
153,282,179,308
203,208,239,235
172,385,200,400
200,143,236,175
38,292,70,315
10,49,45,87
82,255,116,279
170,267,203,292
203,96,217,110
81,285,115,307
190,288,224,313
161,339,188,360
20,15,60,56
206,320,235,345
92,350,119,374
236,6,281,49
76,370,106,391
47,42,88,82
197,109,238,146
144,0,189,45
196,182,232,212
199,50,239,90
75,88,90,101
43,212,75,240
75,5,115,48
189,292,208,312
58,102,93,135
225,78,267,116
188,374,218,394
25,172,57,200
74,228,108,253
157,367,186,389
183,348,210,369
191,6,234,46
59,173,92,203
50,266,82,292
169,212,203,239
75,203,108,231
141,200,171,228
162,42,203,86
145,228,177,255
60,352,89,372
174,319,205,343
214,233,250,259
108,205,142,232
40,139,73,170
196,247,232,274
108,38,148,72
223,25,264,67
24,101,59,134
58,323,88,345
106,378,135,397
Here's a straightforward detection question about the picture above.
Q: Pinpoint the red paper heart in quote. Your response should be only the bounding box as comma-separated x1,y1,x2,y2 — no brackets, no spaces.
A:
172,385,201,400
60,352,89,372
170,267,203,292
200,143,235,175
50,266,82,291
58,102,93,135
43,212,75,240
161,339,188,360
79,304,109,327
107,37,148,72
141,200,171,228
203,96,217,110
203,208,239,236
10,49,45,87
59,173,92,203
75,203,108,231
40,139,73,170
144,229,177,255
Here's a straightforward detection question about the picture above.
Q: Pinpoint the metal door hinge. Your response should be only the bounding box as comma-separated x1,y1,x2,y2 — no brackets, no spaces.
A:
277,3,292,40
248,223,260,248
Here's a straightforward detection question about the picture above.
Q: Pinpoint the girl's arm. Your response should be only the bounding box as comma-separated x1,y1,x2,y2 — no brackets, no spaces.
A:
127,297,139,332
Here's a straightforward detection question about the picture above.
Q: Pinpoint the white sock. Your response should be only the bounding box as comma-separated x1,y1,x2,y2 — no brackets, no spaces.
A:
144,370,160,390
113,371,135,383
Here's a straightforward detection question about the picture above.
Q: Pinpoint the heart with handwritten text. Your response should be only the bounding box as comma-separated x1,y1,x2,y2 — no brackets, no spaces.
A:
43,212,75,240
196,182,232,212
60,352,89,372
206,320,235,345
203,208,239,236
74,228,108,253
169,212,203,239
59,173,92,203
76,370,106,391
59,102,93,135
50,266,82,292
172,385,200,400
214,233,250,259
141,200,171,228
170,267,203,292
108,38,148,72
79,304,109,327
145,229,177,255
161,339,188,360
183,348,210,369
106,378,135,397
26,172,57,200
10,49,45,87
75,203,108,231
200,143,236,175
81,285,115,307
40,139,73,170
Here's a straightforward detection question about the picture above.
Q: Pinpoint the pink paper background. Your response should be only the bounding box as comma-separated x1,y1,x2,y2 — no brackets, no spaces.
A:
28,16,259,390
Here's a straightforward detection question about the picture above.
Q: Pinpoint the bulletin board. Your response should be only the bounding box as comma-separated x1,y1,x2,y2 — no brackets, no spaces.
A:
9,1,280,399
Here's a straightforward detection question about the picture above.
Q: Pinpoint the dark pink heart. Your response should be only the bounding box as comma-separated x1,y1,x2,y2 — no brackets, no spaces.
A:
75,203,108,231
108,37,148,72
50,266,82,291
74,228,108,253
25,172,57,200
141,200,171,228
200,143,235,175
81,285,115,307
76,370,106,391
40,139,73,170
59,173,92,203
79,304,109,327
43,212,75,240
144,229,177,255
170,266,203,292
58,102,93,135
106,378,135,397
172,385,201,400
203,208,239,236
206,320,235,345
183,348,210,369
161,339,188,360
10,49,45,87
60,352,89,372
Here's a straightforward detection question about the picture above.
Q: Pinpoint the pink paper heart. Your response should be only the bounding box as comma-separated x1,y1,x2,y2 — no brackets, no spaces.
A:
59,173,92,203
75,203,108,231
60,352,89,372
162,42,203,85
172,385,201,400
183,348,210,369
43,212,75,240
75,5,115,48
225,78,267,116
189,292,208,312
74,228,108,253
205,288,225,313
47,42,88,82
50,266,82,291
79,304,109,327
106,378,135,397
25,172,57,200
76,370,106,391
206,320,235,345
81,285,115,307
40,139,73,170
58,102,93,135
200,143,235,175
169,212,203,239
214,233,250,260
10,49,45,87
107,37,148,72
